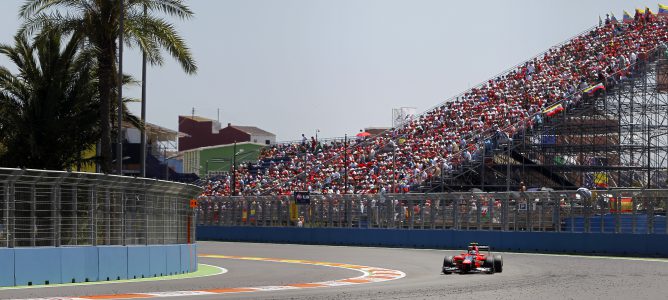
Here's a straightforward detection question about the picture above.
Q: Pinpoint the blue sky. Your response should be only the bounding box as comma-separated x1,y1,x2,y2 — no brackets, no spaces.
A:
0,0,656,141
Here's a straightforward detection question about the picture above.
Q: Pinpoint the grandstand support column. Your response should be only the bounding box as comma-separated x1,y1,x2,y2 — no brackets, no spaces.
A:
648,126,652,188
646,59,651,189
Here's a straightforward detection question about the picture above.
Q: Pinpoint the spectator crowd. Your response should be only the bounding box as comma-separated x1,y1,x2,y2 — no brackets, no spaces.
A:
202,12,668,198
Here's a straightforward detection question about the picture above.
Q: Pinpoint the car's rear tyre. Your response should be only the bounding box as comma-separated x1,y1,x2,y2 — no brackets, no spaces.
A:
442,256,454,274
493,255,503,273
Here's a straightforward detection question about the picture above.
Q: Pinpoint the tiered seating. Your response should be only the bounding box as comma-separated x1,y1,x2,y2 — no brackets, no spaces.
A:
202,14,668,197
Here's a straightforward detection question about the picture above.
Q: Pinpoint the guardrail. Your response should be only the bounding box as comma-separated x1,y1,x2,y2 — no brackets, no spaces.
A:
197,189,667,234
0,168,201,248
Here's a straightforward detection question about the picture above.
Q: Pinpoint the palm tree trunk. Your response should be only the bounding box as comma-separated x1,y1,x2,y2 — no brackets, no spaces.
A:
98,47,114,174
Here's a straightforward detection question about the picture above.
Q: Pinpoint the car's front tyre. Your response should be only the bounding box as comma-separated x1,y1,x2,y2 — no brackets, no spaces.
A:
442,256,454,274
493,254,503,273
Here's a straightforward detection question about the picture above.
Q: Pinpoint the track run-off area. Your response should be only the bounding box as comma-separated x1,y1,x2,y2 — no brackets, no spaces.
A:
2,241,667,300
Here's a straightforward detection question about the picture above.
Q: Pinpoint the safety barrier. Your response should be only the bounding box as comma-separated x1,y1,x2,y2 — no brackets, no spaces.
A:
197,189,668,257
197,189,667,234
0,244,197,286
197,226,668,257
0,168,202,287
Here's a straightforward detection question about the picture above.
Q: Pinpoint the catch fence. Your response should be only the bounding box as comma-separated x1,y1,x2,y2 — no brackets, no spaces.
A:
0,168,201,248
197,189,667,234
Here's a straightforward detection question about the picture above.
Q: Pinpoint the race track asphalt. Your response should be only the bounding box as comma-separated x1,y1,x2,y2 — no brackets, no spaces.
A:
2,241,667,300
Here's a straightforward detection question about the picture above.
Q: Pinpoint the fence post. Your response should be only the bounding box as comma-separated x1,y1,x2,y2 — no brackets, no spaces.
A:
614,192,621,234
487,194,494,231
31,183,36,247
553,192,560,233
105,188,111,245
475,194,482,230
2,183,8,247
453,197,459,230
525,193,531,232
648,191,655,234
121,187,126,246
72,183,78,246
6,182,15,248
52,181,61,247
664,195,668,235
145,191,149,246
91,184,97,246
569,195,575,232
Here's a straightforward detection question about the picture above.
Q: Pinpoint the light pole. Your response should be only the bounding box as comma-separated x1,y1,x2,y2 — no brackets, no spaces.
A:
140,4,147,177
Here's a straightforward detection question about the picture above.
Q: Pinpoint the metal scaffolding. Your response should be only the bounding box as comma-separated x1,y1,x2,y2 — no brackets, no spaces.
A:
435,48,668,192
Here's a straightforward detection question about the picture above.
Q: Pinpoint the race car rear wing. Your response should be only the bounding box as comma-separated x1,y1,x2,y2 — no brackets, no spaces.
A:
468,245,490,252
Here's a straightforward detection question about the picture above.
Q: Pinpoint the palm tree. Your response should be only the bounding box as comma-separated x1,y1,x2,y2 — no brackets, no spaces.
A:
0,31,100,169
20,0,197,173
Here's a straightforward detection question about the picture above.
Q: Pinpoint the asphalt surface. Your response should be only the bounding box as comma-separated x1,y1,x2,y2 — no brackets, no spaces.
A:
2,241,668,300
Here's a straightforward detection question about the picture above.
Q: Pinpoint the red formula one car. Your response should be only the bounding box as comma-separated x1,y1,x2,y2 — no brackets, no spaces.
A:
442,242,503,274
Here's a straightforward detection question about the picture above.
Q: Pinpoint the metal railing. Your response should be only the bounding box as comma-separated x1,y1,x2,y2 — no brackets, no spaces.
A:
197,189,667,234
0,168,201,248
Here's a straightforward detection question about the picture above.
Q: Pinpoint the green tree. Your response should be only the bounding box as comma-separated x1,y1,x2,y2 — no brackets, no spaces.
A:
0,31,99,169
20,0,197,173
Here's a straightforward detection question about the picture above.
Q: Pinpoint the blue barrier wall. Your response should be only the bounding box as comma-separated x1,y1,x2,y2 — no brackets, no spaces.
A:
0,248,14,286
563,215,666,233
14,248,61,286
127,246,150,280
197,226,668,257
61,246,98,283
0,244,197,287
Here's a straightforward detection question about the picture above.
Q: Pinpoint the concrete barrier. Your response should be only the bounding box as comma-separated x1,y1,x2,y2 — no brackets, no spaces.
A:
197,226,668,257
14,248,61,286
127,246,150,280
61,246,98,283
165,245,181,275
0,244,197,287
0,248,14,286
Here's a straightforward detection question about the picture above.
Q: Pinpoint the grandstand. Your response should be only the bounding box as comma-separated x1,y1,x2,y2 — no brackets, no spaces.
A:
202,12,668,197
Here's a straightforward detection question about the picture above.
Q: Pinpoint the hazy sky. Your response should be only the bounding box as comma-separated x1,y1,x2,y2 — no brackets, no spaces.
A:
0,0,657,141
